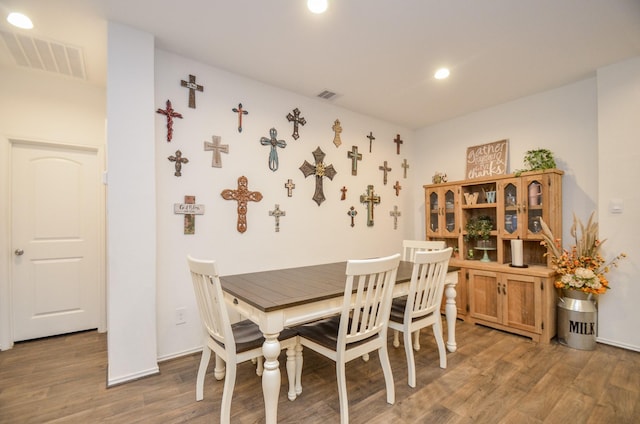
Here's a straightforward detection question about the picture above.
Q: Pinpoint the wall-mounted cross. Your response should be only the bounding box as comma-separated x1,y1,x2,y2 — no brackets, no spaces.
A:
340,186,347,200
347,145,362,176
168,150,189,176
204,135,228,168
332,119,342,147
401,158,410,178
379,160,392,185
389,205,402,230
285,179,296,197
286,107,306,140
221,176,263,233
360,185,380,227
393,134,403,155
174,195,205,234
232,103,249,132
269,204,286,232
393,180,402,196
156,99,183,142
299,146,337,206
347,206,358,227
366,131,376,152
260,128,287,171
180,74,204,108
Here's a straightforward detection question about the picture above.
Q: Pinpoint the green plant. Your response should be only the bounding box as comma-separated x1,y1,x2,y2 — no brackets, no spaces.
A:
464,216,493,242
515,148,556,176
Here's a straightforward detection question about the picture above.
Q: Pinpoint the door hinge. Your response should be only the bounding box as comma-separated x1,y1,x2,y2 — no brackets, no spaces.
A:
466,304,470,312
541,281,544,290
541,321,544,330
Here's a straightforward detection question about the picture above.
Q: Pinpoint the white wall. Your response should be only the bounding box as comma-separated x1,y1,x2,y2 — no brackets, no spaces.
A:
106,22,159,384
596,56,640,350
154,50,413,359
0,67,105,350
414,75,639,351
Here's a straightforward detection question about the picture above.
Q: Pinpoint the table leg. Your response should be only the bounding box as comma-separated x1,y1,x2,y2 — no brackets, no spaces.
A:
445,282,457,352
262,333,281,424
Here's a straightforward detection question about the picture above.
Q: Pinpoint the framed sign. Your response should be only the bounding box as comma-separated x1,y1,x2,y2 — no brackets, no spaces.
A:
466,139,508,179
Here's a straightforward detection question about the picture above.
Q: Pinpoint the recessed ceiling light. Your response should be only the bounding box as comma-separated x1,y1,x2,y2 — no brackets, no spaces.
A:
7,12,33,29
434,68,450,80
307,0,328,14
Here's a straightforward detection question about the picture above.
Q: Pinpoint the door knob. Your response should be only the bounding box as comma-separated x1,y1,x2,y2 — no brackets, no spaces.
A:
14,249,24,256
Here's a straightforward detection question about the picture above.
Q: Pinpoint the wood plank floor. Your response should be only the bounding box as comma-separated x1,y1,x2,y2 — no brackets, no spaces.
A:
1,320,639,423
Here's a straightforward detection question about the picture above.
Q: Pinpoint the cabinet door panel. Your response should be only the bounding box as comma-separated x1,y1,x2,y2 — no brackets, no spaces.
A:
503,273,541,333
468,270,500,323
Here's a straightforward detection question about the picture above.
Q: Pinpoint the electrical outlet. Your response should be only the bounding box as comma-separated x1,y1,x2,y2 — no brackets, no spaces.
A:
176,307,187,325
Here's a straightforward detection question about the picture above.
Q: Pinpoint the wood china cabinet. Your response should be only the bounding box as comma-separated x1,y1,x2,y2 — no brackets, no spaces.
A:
426,169,563,343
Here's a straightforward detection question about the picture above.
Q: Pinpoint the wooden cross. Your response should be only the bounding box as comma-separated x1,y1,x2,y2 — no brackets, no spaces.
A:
366,131,376,152
401,158,410,178
299,146,337,206
285,179,296,197
221,176,263,233
286,107,306,140
181,74,204,108
269,204,286,232
156,99,183,142
347,145,362,176
332,119,342,148
389,205,402,230
232,103,248,132
393,180,402,196
168,150,189,176
260,128,287,171
340,186,347,200
347,206,358,227
174,195,205,234
393,134,403,155
379,160,392,185
204,135,229,168
360,185,380,227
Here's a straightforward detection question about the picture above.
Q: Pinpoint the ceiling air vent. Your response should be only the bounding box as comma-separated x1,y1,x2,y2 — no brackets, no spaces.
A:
317,89,339,100
0,30,86,80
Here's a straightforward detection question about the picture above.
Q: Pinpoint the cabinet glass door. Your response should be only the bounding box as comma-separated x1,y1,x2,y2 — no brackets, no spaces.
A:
503,182,519,235
526,179,543,236
429,191,439,233
444,189,456,234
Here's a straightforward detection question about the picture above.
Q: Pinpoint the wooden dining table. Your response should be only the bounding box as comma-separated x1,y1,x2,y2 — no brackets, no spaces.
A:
220,260,460,424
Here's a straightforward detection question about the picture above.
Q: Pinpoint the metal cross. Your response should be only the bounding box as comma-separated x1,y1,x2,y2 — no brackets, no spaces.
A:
221,176,263,233
340,186,347,200
401,158,410,178
379,160,392,185
260,128,287,171
366,131,376,152
168,150,189,177
360,185,380,227
173,195,205,235
156,99,183,142
285,179,296,197
286,107,306,140
269,204,286,232
204,135,229,168
389,205,402,230
232,103,249,132
393,134,403,155
347,145,362,176
180,74,204,108
347,206,358,227
299,146,337,206
332,119,342,147
393,180,402,196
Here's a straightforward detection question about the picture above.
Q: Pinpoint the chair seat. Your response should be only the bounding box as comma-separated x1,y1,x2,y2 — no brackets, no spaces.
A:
220,319,298,353
298,316,377,351
389,297,435,324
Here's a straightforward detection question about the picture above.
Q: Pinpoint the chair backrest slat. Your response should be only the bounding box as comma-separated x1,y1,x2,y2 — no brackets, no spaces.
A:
402,239,446,261
406,248,453,320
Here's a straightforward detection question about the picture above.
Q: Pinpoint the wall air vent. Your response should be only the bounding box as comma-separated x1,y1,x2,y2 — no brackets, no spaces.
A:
317,89,339,100
0,30,86,80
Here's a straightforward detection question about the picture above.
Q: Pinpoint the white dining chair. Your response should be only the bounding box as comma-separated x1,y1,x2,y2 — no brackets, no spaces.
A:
396,239,446,349
187,255,302,424
297,253,401,424
388,247,453,387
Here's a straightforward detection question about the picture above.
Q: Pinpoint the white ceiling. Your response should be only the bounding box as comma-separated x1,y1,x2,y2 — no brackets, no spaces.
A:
1,0,639,129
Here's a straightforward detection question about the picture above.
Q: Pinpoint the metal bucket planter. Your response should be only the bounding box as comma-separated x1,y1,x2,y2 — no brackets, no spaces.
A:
557,289,597,350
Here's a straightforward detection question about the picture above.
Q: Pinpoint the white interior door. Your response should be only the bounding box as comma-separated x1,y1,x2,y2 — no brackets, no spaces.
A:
11,141,102,342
